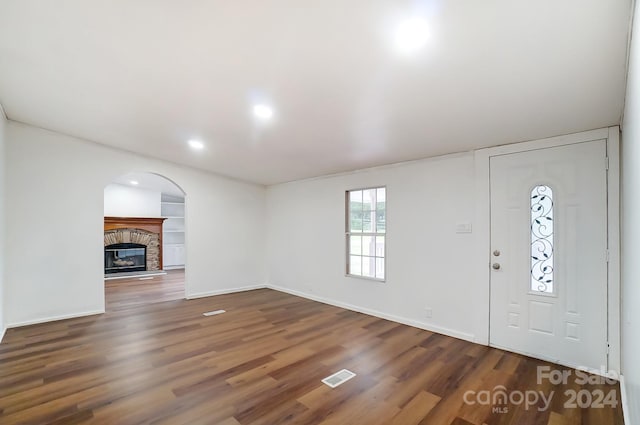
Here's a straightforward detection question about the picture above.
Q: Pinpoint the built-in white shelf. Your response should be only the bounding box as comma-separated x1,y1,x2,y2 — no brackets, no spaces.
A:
161,196,185,269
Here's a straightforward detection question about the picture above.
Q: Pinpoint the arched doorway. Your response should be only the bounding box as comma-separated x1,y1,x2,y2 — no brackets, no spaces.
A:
103,172,186,310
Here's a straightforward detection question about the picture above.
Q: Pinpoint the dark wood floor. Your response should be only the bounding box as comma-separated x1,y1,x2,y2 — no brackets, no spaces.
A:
0,272,624,424
105,270,185,311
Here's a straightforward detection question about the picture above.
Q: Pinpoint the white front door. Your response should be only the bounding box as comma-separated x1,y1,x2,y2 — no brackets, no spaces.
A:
489,140,608,371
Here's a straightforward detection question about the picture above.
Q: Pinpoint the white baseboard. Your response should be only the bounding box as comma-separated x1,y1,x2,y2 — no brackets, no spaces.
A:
187,284,267,300
620,374,631,425
0,326,6,343
266,284,476,344
7,309,105,328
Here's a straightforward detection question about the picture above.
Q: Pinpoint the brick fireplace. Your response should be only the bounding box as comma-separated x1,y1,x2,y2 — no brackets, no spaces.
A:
104,217,166,274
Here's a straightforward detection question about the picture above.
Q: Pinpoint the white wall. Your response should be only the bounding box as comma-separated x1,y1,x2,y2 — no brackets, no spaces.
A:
266,153,482,342
621,0,640,422
104,184,161,217
5,122,267,326
0,105,6,341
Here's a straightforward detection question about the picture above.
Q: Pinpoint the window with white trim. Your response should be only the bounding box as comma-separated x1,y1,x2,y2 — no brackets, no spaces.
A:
346,187,386,280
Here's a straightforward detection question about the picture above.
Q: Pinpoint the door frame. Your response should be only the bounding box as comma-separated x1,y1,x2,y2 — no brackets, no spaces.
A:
472,126,620,373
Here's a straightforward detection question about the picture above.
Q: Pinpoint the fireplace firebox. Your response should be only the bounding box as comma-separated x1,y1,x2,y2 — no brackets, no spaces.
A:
104,243,147,274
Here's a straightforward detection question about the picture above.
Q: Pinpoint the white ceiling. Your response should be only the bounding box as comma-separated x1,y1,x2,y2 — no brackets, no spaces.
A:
0,1,632,185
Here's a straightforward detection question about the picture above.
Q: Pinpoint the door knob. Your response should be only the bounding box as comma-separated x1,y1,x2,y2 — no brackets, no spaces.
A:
492,263,501,270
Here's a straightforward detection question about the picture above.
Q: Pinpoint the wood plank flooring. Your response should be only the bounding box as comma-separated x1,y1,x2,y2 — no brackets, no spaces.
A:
0,273,624,424
105,270,185,311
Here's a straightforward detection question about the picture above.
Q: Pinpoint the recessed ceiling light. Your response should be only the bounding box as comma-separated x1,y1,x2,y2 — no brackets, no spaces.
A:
129,180,139,186
188,139,205,150
253,104,274,120
395,17,430,54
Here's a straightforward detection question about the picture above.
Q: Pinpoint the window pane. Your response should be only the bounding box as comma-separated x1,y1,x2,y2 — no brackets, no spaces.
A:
350,255,362,276
531,185,554,293
362,256,375,278
363,236,374,256
376,236,385,257
350,210,363,233
376,188,386,210
375,257,385,279
363,189,375,211
350,236,362,255
363,210,374,232
376,210,386,233
350,190,363,207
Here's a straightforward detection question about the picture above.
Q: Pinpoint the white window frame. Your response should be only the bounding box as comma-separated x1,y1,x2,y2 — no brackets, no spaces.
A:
345,186,386,282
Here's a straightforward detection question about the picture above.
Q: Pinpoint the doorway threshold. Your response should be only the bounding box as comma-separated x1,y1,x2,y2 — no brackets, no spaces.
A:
104,270,168,280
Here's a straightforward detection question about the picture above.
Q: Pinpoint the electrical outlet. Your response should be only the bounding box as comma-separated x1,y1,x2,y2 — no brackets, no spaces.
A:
425,308,433,318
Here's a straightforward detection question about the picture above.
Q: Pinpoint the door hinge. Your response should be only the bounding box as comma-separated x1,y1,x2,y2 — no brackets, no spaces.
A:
606,342,610,354
605,157,609,170
605,249,610,262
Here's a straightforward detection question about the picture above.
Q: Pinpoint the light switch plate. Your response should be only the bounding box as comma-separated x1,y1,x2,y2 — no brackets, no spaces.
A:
456,221,472,233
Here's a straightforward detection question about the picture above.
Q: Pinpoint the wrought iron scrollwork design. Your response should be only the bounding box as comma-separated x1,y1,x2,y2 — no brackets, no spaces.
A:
531,185,554,293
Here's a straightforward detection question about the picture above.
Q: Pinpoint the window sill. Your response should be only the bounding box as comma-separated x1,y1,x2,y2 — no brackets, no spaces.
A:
345,273,386,283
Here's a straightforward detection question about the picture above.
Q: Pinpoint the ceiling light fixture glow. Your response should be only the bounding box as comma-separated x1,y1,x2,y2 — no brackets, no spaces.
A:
129,180,139,186
188,139,205,150
253,104,274,120
395,17,430,54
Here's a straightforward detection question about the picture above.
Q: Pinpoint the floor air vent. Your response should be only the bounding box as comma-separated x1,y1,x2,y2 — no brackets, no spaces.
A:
322,369,356,388
202,310,226,316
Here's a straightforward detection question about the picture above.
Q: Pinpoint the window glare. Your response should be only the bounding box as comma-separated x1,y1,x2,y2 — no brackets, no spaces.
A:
350,190,363,204
362,256,374,278
350,255,362,276
376,236,385,256
376,187,386,204
375,258,385,279
363,189,375,210
363,236,374,256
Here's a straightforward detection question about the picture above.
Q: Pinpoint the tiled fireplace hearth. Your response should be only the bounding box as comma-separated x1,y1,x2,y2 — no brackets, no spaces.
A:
104,217,166,275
